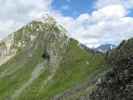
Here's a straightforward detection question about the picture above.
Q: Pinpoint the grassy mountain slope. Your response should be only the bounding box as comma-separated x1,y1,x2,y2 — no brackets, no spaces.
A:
58,38,133,100
0,17,107,100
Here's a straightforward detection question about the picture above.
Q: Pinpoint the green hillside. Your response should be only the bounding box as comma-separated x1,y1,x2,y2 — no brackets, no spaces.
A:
0,17,107,100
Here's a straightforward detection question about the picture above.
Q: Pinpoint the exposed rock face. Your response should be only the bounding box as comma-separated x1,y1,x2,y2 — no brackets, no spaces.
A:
13,16,69,79
90,39,133,100
0,16,72,99
0,34,16,65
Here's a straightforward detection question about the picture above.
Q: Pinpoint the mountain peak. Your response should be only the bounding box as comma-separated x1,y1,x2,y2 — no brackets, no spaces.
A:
0,16,68,67
35,14,56,25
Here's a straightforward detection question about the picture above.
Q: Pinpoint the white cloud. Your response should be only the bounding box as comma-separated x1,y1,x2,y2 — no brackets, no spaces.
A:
95,0,133,10
92,5,127,19
123,0,133,9
0,0,133,47
95,0,122,8
0,20,23,36
52,3,133,47
0,0,52,38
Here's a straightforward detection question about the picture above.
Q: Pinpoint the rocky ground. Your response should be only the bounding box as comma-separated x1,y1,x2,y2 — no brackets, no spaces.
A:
90,39,133,100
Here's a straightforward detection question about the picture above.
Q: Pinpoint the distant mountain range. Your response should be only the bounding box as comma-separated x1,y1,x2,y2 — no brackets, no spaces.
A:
80,43,116,53
94,44,116,53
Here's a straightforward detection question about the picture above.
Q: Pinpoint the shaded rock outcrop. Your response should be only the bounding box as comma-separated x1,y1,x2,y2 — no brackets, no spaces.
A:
90,39,133,100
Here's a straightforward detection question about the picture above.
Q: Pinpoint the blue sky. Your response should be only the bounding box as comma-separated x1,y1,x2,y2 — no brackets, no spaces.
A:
52,0,95,17
128,10,133,17
0,0,133,47
51,0,133,47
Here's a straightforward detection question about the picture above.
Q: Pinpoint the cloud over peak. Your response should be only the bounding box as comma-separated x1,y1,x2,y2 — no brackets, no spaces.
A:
53,1,133,47
0,0,52,38
0,0,133,47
